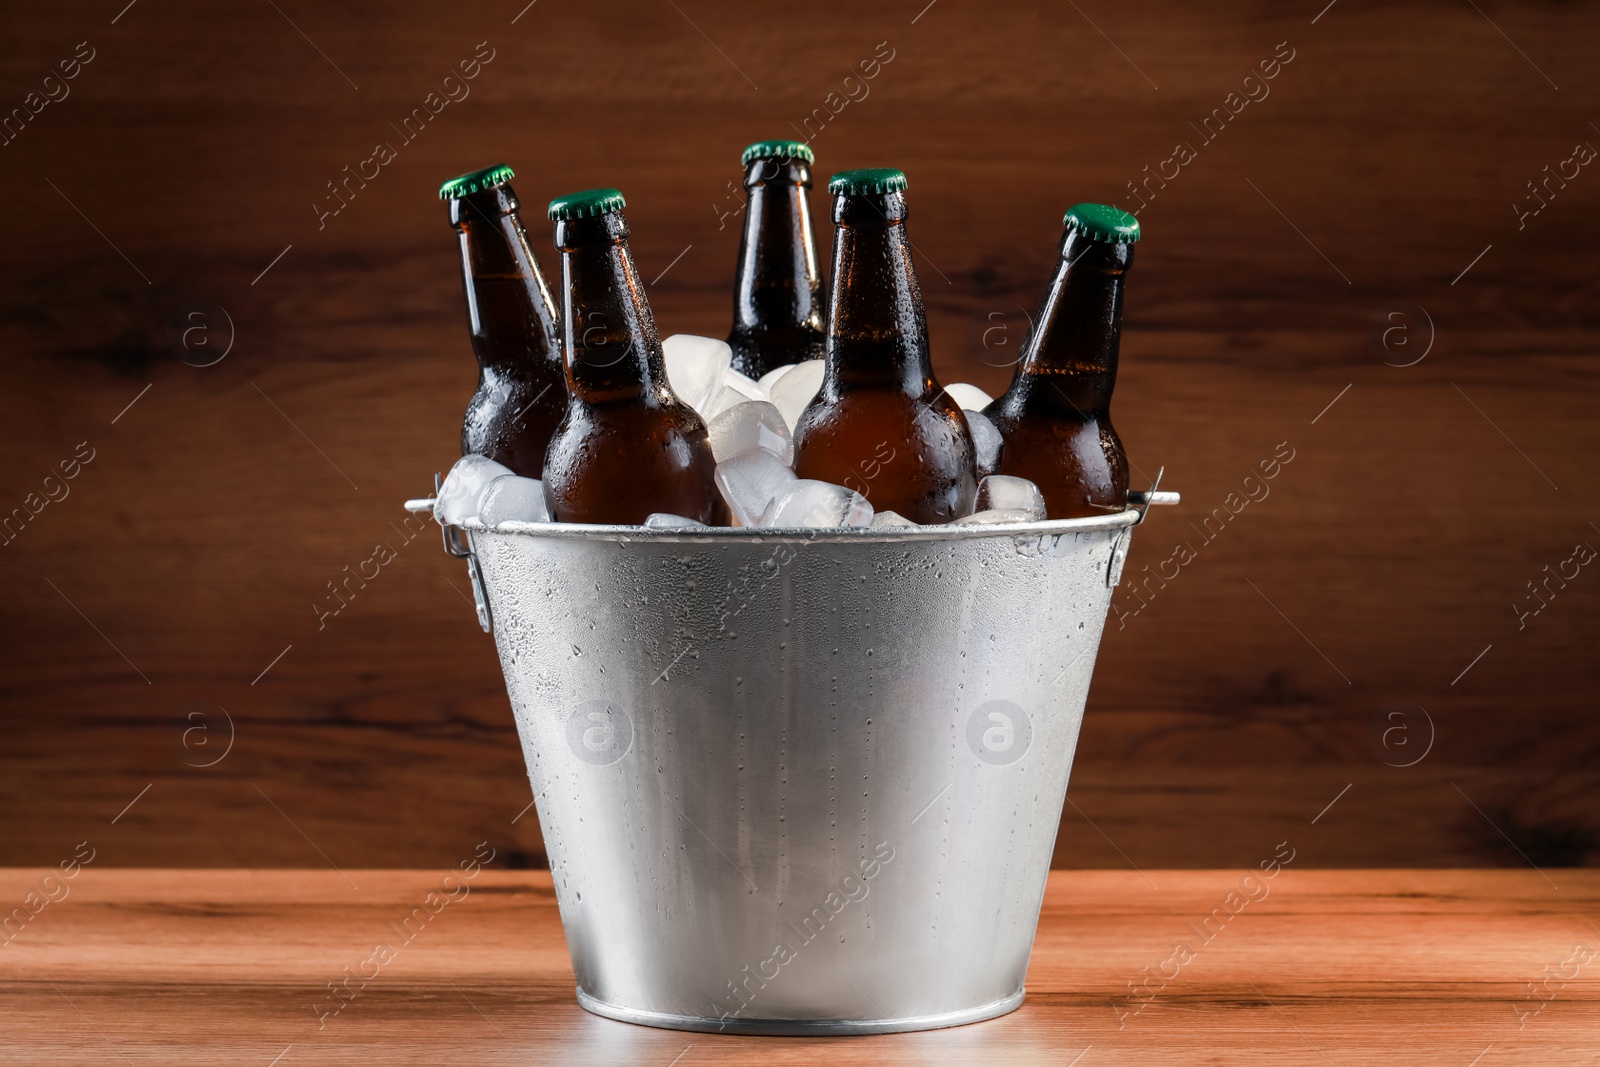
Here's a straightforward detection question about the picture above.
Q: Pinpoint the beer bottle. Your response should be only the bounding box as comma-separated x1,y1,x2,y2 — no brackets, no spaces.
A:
725,140,826,379
440,164,567,477
983,203,1136,518
541,188,725,526
792,168,976,524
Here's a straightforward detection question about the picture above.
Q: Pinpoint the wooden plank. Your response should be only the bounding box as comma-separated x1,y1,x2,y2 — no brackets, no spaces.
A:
1,868,1596,1064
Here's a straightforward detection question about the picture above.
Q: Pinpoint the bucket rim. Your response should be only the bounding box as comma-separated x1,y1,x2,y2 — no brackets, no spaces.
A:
448,506,1139,544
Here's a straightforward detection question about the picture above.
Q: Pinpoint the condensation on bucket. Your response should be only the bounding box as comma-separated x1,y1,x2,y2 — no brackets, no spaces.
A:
461,512,1139,1035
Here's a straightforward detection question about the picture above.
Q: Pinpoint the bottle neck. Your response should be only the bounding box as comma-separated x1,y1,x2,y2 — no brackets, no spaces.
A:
556,212,668,406
732,158,823,333
1018,230,1132,415
449,185,561,375
825,191,931,395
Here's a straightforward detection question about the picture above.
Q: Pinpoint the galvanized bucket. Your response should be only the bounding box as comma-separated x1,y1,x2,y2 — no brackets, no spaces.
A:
407,487,1175,1035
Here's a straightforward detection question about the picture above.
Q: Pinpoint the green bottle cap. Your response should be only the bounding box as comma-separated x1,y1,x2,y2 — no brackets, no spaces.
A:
1063,203,1141,244
438,164,515,201
547,187,627,221
828,168,907,196
741,140,814,166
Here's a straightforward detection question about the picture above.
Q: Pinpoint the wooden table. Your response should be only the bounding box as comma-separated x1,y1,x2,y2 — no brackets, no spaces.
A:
2,868,1595,1065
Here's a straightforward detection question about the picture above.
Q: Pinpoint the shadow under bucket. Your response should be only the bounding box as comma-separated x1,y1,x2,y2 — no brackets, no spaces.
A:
412,492,1174,1035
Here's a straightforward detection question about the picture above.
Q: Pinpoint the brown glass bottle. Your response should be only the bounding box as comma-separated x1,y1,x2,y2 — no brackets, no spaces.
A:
792,168,976,524
725,140,826,380
441,164,567,477
541,188,725,526
983,203,1137,518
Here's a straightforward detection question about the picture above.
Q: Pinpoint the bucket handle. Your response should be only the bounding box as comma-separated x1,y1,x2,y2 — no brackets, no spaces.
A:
1108,468,1180,588
408,472,494,634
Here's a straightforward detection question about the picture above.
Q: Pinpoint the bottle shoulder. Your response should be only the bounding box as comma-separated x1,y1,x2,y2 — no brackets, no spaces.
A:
795,388,973,463
554,392,705,437
543,396,720,524
792,389,976,524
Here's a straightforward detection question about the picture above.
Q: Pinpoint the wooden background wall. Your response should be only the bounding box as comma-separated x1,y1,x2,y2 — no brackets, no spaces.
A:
2,0,1596,872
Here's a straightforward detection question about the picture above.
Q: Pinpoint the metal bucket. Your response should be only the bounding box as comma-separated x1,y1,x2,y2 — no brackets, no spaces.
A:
408,488,1175,1035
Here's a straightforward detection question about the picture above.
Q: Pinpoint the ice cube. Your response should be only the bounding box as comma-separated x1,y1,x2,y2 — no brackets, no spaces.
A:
965,409,1003,478
644,513,705,529
870,510,917,528
944,382,994,410
707,401,794,465
703,386,742,419
757,363,797,393
953,508,1037,525
768,359,825,430
435,454,514,525
714,449,797,527
762,479,874,528
703,369,771,418
726,369,768,400
976,474,1046,520
478,475,550,526
663,334,734,415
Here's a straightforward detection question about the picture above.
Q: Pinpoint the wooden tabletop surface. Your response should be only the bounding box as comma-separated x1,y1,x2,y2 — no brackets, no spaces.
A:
2,868,1596,1065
